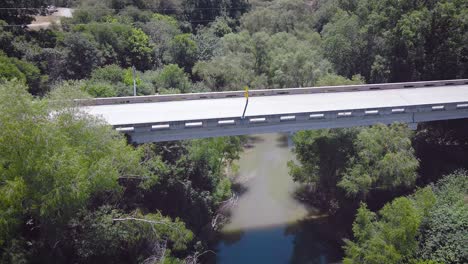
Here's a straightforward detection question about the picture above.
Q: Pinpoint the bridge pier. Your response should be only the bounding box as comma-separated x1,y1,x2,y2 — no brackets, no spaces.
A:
287,131,295,148
408,123,418,131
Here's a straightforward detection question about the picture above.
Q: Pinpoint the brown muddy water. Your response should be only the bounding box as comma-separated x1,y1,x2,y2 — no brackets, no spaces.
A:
214,134,343,264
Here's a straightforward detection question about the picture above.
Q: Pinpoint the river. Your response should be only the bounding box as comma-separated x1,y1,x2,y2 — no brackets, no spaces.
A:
214,133,343,264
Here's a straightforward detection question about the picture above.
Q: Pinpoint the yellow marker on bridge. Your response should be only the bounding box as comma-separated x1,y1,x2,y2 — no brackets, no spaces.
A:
242,86,249,119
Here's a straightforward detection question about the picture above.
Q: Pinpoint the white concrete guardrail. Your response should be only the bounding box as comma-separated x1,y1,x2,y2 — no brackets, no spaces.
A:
115,101,468,143
76,79,468,106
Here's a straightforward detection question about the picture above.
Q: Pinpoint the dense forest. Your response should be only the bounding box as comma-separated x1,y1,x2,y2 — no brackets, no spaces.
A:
0,0,467,263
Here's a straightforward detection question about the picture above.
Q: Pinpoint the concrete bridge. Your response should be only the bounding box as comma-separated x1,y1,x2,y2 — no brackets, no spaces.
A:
79,79,468,143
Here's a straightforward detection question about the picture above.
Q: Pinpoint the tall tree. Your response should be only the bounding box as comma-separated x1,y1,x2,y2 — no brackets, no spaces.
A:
63,32,102,79
339,123,419,198
165,33,197,72
343,187,436,264
290,123,418,206
417,171,468,264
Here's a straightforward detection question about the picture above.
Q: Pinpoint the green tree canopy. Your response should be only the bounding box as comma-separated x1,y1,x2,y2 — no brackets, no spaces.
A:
0,53,45,95
343,187,436,264
339,123,419,197
155,64,191,93
0,81,144,243
417,171,468,264
165,33,198,72
290,123,419,206
319,0,468,82
63,32,103,79
344,171,467,264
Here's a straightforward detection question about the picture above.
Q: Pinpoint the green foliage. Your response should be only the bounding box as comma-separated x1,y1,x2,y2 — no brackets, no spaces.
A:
88,65,154,97
0,81,167,260
0,53,47,96
127,28,153,70
194,30,333,90
343,187,437,264
186,137,242,202
71,1,114,23
0,20,14,55
90,64,125,84
288,128,359,212
72,22,153,70
290,123,418,213
63,32,103,79
152,13,179,28
344,172,467,264
165,34,198,72
142,14,182,66
68,206,193,263
320,0,468,81
83,81,117,97
194,18,232,61
289,128,358,185
183,0,249,28
339,123,419,197
240,0,313,34
269,48,331,87
417,171,468,264
0,55,26,83
144,136,244,234
47,80,91,110
155,64,191,93
193,53,258,91
321,10,362,79
123,68,142,86
117,6,154,23
316,74,365,86
213,177,233,203
1,0,466,262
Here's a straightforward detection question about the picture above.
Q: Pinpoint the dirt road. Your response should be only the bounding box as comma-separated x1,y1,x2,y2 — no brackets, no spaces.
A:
28,8,73,29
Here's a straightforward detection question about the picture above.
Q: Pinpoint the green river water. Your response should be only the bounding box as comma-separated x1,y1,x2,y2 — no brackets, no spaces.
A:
215,134,343,264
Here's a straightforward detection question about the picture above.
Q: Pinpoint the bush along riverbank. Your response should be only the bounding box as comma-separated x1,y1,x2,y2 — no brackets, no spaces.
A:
288,120,468,263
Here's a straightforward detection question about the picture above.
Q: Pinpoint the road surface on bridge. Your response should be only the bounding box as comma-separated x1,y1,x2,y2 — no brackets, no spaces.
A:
84,85,468,126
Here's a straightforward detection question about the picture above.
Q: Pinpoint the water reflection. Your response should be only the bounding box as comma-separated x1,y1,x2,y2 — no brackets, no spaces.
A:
287,218,343,264
215,134,343,263
217,220,342,264
218,225,294,263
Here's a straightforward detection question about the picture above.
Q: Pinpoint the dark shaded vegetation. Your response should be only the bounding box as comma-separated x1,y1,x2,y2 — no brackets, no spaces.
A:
414,119,468,185
290,120,468,263
343,171,467,264
0,0,467,263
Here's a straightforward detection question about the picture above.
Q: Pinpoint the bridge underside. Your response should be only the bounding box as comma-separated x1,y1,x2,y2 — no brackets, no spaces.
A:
126,106,468,143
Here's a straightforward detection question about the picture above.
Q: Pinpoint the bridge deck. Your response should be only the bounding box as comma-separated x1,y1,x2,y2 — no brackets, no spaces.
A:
85,85,468,126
